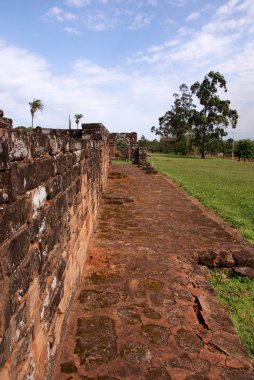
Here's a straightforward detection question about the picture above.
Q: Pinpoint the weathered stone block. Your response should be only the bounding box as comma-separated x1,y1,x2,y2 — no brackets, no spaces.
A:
0,140,9,170
198,251,220,267
54,153,67,174
0,171,12,203
11,161,38,195
36,157,54,182
219,251,235,267
31,132,50,157
9,131,30,161
49,135,59,155
233,267,254,279
65,152,74,168
72,163,81,178
46,176,63,200
39,224,61,260
8,250,40,316
62,170,72,191
6,228,30,276
54,193,67,220
0,196,31,244
30,206,52,243
233,250,254,269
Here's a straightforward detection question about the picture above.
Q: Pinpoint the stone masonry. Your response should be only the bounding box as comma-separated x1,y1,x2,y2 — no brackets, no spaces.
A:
0,119,109,379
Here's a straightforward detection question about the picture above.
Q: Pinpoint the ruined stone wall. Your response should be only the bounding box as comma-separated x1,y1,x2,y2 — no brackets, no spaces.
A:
0,124,109,379
109,132,138,161
0,110,13,129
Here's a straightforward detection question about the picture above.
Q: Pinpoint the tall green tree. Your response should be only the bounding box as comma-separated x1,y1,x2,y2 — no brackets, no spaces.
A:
29,99,44,128
151,84,195,141
190,71,238,158
74,113,83,129
235,140,254,161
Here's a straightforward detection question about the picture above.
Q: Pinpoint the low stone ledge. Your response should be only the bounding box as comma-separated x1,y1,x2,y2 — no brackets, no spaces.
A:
233,267,254,279
198,249,254,279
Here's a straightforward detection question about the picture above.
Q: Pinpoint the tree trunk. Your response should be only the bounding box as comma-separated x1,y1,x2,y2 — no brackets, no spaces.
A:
201,126,206,159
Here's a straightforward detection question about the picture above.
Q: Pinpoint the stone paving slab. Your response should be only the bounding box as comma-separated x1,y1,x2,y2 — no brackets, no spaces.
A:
53,164,254,380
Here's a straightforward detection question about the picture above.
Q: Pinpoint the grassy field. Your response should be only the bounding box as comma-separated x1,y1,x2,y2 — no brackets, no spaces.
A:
210,271,254,358
149,153,254,358
149,154,254,243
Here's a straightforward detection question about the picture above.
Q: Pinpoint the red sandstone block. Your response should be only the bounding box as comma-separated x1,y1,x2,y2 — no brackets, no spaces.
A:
39,223,61,264
6,227,30,276
8,247,41,315
62,170,72,191
45,176,63,200
72,163,81,178
48,135,60,155
66,183,75,207
8,130,30,161
0,171,12,203
0,195,31,245
31,132,50,157
66,152,74,168
54,193,67,220
0,140,9,170
30,205,53,244
11,161,39,195
54,153,67,174
36,157,55,182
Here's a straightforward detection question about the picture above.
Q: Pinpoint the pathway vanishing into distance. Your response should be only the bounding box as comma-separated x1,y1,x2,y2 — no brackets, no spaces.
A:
53,164,254,380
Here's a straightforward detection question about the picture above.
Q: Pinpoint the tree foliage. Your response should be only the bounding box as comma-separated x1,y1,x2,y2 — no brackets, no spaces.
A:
191,71,238,158
29,99,44,128
151,71,238,158
151,84,194,141
74,113,83,129
235,140,254,161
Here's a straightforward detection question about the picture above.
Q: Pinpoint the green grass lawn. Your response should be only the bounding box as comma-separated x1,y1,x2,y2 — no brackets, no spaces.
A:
149,154,254,243
149,153,254,358
210,270,254,358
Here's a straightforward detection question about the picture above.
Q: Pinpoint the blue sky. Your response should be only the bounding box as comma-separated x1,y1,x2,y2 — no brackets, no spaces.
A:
0,0,253,139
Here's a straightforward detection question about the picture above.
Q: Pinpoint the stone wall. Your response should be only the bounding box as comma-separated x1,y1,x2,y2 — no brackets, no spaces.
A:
109,132,138,161
0,110,13,129
0,123,109,379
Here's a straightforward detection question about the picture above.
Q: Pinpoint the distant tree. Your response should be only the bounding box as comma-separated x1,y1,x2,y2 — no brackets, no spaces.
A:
74,113,83,129
174,136,190,156
139,135,147,147
190,71,238,158
15,126,32,130
29,99,44,128
151,84,195,141
235,140,254,161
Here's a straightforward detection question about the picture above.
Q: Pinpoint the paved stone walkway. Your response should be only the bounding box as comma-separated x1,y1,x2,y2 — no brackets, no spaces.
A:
53,164,254,380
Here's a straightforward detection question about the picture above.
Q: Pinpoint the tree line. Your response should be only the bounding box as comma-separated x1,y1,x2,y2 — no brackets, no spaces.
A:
151,71,240,159
139,135,254,161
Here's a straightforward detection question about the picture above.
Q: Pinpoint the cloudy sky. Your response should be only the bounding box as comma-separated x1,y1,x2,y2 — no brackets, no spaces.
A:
0,0,253,139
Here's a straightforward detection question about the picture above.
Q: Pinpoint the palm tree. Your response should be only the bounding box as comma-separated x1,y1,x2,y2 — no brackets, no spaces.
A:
74,113,83,130
29,99,44,128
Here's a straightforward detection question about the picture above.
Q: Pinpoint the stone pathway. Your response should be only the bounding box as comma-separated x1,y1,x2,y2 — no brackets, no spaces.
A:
53,164,254,380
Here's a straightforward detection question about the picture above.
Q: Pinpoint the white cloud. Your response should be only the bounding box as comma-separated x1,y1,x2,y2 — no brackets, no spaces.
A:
84,11,116,31
186,11,201,21
147,0,159,6
128,12,153,30
169,0,187,6
1,0,254,140
64,0,91,7
65,27,82,35
44,7,77,22
0,40,167,136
